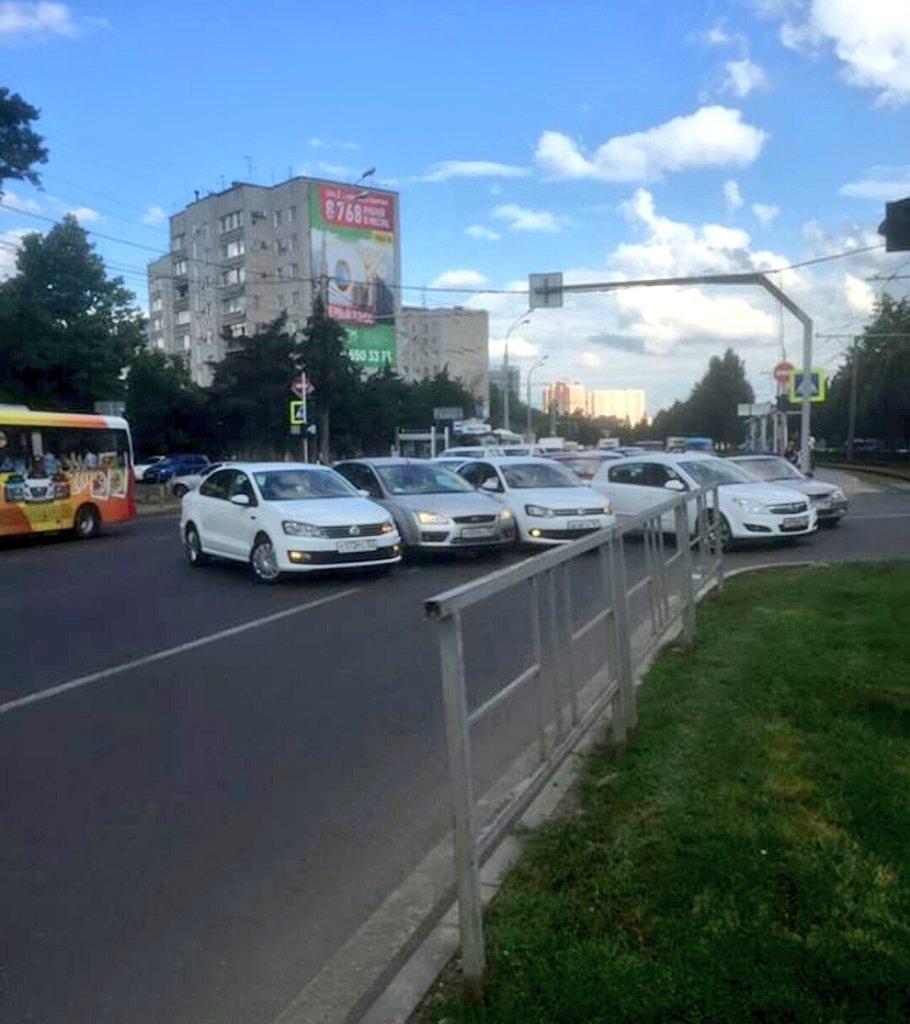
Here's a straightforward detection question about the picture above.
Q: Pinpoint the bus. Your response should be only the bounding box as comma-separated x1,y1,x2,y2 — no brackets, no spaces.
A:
0,407,136,539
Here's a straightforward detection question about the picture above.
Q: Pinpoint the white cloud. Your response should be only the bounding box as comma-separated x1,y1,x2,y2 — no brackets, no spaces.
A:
489,334,539,359
722,58,770,96
752,202,780,224
535,106,768,183
307,137,360,150
840,165,910,200
141,205,166,226
0,226,31,279
429,269,488,289
421,160,529,183
0,188,41,214
0,2,105,42
575,350,604,369
464,224,501,241
66,206,99,224
724,179,744,210
779,0,910,106
492,203,560,233
844,272,875,313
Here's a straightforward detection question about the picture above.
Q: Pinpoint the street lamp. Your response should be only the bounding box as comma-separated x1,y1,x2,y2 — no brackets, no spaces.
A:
502,310,531,432
526,353,549,442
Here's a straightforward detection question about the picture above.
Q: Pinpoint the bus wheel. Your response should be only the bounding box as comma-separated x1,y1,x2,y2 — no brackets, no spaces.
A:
73,504,101,539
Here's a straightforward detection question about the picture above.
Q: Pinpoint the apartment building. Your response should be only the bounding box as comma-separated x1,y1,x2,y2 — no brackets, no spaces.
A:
543,379,587,416
585,388,647,425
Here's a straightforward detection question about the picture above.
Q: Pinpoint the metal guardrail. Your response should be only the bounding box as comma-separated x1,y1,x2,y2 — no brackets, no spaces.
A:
423,485,722,997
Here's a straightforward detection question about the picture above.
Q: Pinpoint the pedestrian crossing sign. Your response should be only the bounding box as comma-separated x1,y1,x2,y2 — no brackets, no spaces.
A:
289,400,306,425
789,369,826,404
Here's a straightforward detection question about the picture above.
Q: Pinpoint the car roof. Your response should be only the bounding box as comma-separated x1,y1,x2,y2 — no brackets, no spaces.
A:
337,457,435,466
213,461,337,473
728,454,783,461
471,455,567,466
600,452,721,465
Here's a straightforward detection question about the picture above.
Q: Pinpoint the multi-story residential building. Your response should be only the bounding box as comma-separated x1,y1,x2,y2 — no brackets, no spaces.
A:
396,306,489,411
147,177,400,386
544,379,587,416
585,388,647,424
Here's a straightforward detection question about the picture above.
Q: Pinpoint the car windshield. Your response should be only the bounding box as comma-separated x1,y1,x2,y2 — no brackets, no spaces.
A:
684,459,754,487
376,463,474,494
737,458,804,482
501,462,577,489
253,469,356,500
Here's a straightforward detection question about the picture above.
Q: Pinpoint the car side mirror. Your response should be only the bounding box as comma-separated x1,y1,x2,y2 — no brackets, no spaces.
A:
664,479,686,492
357,489,371,498
480,478,500,492
230,493,251,507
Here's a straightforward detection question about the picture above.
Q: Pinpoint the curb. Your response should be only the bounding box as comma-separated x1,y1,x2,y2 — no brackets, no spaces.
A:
135,504,181,518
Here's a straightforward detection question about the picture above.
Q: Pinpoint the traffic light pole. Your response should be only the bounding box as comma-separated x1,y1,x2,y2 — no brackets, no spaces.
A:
531,271,815,475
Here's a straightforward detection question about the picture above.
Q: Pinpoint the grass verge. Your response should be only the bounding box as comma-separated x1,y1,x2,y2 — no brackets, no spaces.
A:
424,564,910,1024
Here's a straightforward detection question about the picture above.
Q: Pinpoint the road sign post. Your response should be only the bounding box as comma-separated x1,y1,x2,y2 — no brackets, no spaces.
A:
528,272,563,309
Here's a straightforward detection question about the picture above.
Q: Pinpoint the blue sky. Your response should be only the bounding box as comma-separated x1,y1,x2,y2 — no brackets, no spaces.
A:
1,0,909,412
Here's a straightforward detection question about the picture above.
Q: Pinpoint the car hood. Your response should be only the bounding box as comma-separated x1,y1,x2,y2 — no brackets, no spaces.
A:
507,485,606,510
769,479,836,498
386,491,504,515
267,496,390,525
720,482,811,505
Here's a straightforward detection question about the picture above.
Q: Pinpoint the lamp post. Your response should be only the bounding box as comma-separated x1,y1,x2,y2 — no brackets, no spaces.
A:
526,353,549,441
502,311,531,431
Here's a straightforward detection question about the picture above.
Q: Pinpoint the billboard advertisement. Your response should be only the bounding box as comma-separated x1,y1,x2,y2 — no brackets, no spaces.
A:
310,183,397,368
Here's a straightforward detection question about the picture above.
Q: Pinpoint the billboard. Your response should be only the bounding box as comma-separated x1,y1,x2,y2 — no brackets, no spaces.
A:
310,183,397,368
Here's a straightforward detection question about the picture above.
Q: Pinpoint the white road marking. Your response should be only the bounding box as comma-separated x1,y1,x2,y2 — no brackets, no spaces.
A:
0,587,360,717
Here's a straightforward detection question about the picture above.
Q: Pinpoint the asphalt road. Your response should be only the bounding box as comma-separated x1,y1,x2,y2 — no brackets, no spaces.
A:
2,475,908,1024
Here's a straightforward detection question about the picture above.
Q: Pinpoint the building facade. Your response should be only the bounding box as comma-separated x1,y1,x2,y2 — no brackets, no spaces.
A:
489,364,520,400
147,177,400,386
396,306,489,411
544,380,587,416
585,388,647,425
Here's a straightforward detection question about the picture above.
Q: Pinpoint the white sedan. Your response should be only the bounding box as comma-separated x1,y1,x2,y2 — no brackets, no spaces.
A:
590,452,817,549
457,456,615,546
180,462,402,582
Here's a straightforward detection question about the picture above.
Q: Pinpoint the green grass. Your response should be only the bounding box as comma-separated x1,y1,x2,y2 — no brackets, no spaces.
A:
425,564,910,1024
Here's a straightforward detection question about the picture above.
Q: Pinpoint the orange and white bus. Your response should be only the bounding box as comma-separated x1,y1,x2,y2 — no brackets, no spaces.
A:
0,407,136,539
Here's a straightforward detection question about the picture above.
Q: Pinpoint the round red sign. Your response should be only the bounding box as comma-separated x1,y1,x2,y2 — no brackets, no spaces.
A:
773,361,795,385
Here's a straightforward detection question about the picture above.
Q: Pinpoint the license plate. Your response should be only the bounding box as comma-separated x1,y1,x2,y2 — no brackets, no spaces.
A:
782,516,809,530
461,526,496,539
337,538,377,553
567,519,599,531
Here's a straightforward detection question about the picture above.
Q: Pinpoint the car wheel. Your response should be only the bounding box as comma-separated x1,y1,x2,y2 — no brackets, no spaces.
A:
73,503,100,539
707,510,733,552
172,483,189,498
250,535,283,584
183,524,208,567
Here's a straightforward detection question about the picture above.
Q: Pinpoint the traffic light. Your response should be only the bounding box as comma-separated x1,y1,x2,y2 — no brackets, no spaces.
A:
879,197,910,252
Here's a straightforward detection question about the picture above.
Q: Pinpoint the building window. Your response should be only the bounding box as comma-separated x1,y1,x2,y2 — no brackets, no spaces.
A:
219,210,243,232
221,266,246,287
273,209,283,228
224,238,245,259
151,297,163,312
182,333,191,351
278,293,287,310
152,316,162,332
287,234,299,251
288,205,297,222
176,310,191,326
171,233,185,252
291,290,301,308
154,338,165,350
173,258,188,276
289,263,299,279
223,296,245,314
277,238,289,254
228,323,247,338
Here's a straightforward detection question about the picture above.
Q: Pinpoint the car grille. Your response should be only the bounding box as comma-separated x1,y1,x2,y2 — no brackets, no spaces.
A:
767,502,808,515
308,547,399,565
453,514,497,524
554,506,605,516
320,522,388,539
535,526,603,540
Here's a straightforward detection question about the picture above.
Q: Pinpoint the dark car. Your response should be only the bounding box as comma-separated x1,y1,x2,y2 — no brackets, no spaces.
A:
141,454,209,484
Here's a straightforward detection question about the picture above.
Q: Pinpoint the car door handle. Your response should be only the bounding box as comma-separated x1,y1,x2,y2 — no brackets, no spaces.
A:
249,514,257,520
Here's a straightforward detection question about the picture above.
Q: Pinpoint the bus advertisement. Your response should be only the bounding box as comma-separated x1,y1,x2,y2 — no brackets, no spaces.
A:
0,408,136,539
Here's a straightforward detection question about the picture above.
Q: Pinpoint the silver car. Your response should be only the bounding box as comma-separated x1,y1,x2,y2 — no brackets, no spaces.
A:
729,454,848,526
334,458,516,553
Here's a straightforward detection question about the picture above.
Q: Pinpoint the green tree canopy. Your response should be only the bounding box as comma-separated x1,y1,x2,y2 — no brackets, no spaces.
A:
125,348,208,458
0,215,143,410
0,86,47,188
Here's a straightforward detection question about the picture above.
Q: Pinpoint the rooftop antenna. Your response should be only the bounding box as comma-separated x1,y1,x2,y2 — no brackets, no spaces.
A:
219,174,226,190
244,155,253,180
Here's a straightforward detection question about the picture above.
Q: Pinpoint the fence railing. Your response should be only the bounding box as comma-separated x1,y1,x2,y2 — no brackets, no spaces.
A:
423,485,722,996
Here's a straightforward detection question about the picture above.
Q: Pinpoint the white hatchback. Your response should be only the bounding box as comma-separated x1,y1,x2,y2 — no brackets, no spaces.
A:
180,463,402,582
590,453,817,549
457,456,615,546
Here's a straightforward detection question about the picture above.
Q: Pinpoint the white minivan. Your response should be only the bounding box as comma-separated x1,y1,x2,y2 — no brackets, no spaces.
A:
590,453,817,549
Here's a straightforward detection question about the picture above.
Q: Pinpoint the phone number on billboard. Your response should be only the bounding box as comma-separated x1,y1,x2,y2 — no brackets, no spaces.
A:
351,349,393,365
324,198,390,231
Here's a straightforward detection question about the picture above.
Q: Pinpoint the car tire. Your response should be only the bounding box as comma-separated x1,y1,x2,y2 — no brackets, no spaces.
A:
183,523,208,567
172,483,189,498
72,503,101,540
250,534,283,584
707,510,733,551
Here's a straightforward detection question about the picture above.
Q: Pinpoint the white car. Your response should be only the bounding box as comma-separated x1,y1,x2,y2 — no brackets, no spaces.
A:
590,453,817,549
438,446,505,459
729,455,848,526
180,462,402,582
133,455,165,480
457,456,615,546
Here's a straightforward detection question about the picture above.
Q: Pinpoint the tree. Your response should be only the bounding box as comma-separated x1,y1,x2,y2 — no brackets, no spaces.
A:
0,215,143,409
297,297,361,461
0,87,47,189
125,349,208,457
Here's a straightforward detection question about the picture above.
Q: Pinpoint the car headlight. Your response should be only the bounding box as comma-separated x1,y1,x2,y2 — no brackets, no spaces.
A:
525,504,555,517
602,504,613,515
830,488,845,501
732,497,766,515
414,510,452,526
282,520,329,537
498,508,513,521
380,519,396,533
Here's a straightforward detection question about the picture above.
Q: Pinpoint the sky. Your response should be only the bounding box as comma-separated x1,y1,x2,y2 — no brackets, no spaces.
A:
1,0,909,414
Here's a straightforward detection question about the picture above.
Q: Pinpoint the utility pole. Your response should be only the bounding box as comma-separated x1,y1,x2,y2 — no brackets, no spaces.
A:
526,354,548,441
501,311,531,431
846,336,860,461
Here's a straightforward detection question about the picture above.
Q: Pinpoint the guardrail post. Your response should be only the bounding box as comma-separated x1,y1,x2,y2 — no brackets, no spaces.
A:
436,611,485,1000
528,576,550,762
694,491,708,581
559,564,579,728
599,538,627,754
675,501,696,648
710,485,725,595
609,533,637,744
545,569,568,741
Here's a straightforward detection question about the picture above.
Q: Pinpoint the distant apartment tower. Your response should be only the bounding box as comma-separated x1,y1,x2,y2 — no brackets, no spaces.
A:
585,388,647,425
147,177,400,386
397,306,489,411
544,380,587,416
489,364,520,400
